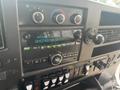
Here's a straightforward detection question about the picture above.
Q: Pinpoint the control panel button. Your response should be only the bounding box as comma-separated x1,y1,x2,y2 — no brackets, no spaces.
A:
82,64,90,75
44,80,50,86
86,65,90,71
52,78,57,84
51,84,56,87
71,14,82,25
64,79,69,83
51,54,63,65
43,86,48,90
59,75,64,81
26,84,33,90
32,12,44,24
65,73,70,79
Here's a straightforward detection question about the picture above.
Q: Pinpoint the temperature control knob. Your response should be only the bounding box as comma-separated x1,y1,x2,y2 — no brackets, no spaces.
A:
51,54,63,65
53,12,65,24
32,12,44,24
71,14,82,25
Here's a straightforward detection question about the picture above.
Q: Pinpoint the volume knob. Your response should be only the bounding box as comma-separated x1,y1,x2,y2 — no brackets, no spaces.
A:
51,54,63,65
32,12,44,24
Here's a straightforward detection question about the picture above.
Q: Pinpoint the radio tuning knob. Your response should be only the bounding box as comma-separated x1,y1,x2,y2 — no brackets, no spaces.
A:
53,12,65,24
50,54,63,65
84,28,105,45
71,14,82,25
73,30,82,40
32,12,44,24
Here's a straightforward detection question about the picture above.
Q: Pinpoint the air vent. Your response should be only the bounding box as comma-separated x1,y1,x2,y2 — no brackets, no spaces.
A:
98,28,120,43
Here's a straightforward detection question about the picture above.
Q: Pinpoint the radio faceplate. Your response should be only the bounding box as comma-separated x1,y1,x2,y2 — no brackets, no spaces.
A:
20,29,82,73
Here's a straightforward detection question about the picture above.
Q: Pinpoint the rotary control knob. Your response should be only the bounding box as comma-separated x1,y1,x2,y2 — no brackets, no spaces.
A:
93,34,105,45
50,54,63,65
73,30,82,40
85,28,105,45
32,12,44,24
71,14,82,25
53,12,65,24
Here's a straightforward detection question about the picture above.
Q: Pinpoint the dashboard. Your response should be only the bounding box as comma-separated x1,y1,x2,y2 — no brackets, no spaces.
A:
0,0,120,90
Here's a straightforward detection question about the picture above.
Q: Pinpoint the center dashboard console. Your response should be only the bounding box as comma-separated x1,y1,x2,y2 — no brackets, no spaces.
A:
0,0,120,90
18,1,88,90
19,3,84,73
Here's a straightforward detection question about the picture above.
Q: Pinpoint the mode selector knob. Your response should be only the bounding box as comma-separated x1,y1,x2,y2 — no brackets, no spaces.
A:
32,12,44,24
51,54,63,65
71,14,82,25
53,12,65,24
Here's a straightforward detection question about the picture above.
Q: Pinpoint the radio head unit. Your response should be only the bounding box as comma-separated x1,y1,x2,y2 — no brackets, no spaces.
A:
20,29,82,73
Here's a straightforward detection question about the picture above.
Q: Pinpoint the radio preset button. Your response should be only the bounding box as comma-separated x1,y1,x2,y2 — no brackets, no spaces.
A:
34,60,39,64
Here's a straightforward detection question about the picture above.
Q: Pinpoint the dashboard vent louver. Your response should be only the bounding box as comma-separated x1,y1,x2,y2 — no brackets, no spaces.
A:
98,28,120,43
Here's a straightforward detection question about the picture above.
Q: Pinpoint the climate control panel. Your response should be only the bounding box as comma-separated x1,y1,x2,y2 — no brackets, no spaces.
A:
18,3,85,26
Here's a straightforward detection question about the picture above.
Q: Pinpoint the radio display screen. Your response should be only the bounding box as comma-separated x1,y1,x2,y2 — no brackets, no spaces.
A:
26,30,74,46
